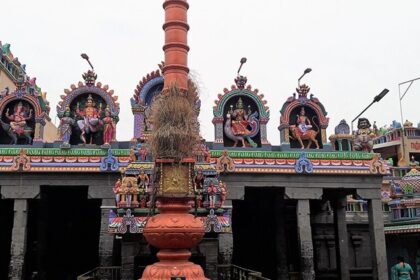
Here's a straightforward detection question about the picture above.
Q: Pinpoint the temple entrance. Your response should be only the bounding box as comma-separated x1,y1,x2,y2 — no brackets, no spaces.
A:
232,188,299,279
0,199,13,279
25,187,101,280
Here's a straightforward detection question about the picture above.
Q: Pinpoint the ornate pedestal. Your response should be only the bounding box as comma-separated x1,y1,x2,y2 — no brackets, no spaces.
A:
141,160,208,280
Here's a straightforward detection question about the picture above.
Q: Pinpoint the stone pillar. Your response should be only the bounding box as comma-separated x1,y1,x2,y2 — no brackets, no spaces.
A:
99,199,115,267
333,194,350,280
8,199,28,280
368,199,388,280
275,192,289,280
296,199,315,280
121,239,140,280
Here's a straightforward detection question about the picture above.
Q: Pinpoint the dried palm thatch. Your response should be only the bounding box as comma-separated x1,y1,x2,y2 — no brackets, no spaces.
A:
149,80,200,160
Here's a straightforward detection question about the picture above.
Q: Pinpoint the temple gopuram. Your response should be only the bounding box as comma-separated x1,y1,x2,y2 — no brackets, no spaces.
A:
0,2,409,280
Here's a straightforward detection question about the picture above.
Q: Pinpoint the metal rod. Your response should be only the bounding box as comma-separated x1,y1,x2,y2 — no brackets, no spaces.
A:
398,76,420,86
351,100,375,124
400,80,414,101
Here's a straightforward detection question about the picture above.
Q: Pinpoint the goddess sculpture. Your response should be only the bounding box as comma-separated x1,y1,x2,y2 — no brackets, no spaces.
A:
102,107,115,145
224,97,259,147
297,107,313,134
76,94,102,144
58,106,75,146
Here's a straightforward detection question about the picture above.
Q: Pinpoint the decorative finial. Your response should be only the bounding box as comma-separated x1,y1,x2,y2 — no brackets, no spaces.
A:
296,84,310,98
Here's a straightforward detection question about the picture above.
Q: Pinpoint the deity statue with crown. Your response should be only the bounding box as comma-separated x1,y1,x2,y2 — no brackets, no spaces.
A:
76,94,103,144
58,106,75,147
224,97,259,148
1,101,34,144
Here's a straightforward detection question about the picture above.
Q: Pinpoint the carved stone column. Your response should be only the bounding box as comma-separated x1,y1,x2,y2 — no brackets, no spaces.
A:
8,199,28,280
332,194,350,280
275,192,289,280
368,199,388,280
297,199,315,280
99,199,115,267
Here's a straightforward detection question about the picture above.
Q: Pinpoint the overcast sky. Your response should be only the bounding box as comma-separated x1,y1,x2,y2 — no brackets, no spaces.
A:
1,0,420,145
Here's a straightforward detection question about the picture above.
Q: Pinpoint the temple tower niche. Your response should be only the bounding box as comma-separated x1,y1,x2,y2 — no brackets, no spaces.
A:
212,75,270,149
278,83,329,150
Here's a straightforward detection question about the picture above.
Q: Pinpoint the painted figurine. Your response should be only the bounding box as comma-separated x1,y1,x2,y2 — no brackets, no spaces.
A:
137,170,149,190
76,94,102,144
297,107,312,134
219,180,228,207
139,145,148,161
207,180,218,208
102,107,115,145
5,102,32,135
113,179,121,204
224,97,259,148
194,170,205,208
353,118,374,152
58,106,75,146
230,98,251,137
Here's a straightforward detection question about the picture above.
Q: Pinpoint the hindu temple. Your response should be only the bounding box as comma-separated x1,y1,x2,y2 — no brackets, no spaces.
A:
1,1,417,280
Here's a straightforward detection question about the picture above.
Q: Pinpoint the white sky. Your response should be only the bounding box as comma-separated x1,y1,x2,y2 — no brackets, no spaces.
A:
1,0,420,145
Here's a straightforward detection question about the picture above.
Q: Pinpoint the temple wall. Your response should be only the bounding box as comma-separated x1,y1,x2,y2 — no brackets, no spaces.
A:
0,69,17,92
42,120,58,143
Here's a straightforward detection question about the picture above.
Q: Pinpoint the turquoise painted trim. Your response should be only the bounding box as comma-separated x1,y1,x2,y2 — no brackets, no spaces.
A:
210,150,375,160
0,148,129,157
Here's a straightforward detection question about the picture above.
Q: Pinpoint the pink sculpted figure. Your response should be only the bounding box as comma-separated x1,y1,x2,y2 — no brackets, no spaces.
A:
219,181,227,207
102,107,115,145
6,102,32,135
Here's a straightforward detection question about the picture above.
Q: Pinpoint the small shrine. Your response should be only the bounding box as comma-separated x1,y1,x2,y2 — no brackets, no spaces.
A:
212,71,270,149
56,68,119,147
0,44,52,145
279,83,329,149
329,119,353,151
388,168,420,221
131,65,164,142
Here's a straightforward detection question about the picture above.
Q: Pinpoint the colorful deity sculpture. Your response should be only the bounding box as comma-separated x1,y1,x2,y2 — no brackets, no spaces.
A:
58,106,75,146
113,179,122,204
1,102,33,144
194,170,205,208
102,106,116,145
353,118,374,152
289,107,320,149
137,170,149,208
224,98,258,148
207,180,218,208
76,94,102,144
219,180,228,207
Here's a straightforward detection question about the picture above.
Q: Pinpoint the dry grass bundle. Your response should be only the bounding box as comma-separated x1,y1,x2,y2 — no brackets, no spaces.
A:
149,81,200,160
